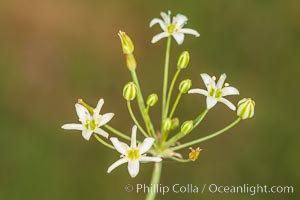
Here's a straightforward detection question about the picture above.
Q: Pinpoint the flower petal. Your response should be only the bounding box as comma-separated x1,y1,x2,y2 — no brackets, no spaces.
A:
94,128,109,138
61,123,83,130
128,160,140,178
99,113,114,126
131,125,137,148
222,87,239,96
173,14,188,29
160,11,171,24
149,18,166,30
138,138,155,154
82,130,93,140
216,73,227,89
206,96,218,109
172,32,185,45
139,156,162,163
107,157,128,173
201,73,216,90
219,98,236,110
188,88,208,96
75,103,90,122
179,28,200,37
93,98,104,117
151,32,169,43
110,137,129,155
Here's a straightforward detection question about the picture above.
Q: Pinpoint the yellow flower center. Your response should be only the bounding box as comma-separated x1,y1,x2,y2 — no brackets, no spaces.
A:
209,88,223,98
127,148,140,161
85,119,98,130
167,24,177,33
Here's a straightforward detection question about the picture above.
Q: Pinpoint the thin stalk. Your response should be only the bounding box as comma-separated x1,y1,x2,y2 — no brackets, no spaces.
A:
145,106,157,139
127,101,149,138
145,162,162,200
161,36,172,122
165,69,181,118
93,134,115,150
168,156,191,163
193,109,208,128
168,93,182,118
171,118,242,151
104,125,131,141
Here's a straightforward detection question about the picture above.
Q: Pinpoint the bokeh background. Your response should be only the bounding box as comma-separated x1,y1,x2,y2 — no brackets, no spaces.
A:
0,0,299,199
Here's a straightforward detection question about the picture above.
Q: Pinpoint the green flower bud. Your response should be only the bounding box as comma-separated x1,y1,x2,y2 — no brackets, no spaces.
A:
237,98,255,119
146,93,158,107
179,79,192,94
181,120,194,135
162,118,172,131
123,82,137,101
118,31,134,54
171,118,179,130
177,51,190,69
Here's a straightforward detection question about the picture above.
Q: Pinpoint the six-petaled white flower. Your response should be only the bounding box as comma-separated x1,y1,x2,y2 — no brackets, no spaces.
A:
62,99,114,140
150,11,200,45
188,73,239,110
107,125,162,178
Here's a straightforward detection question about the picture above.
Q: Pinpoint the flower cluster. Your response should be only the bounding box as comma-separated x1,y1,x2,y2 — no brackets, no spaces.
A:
61,11,255,200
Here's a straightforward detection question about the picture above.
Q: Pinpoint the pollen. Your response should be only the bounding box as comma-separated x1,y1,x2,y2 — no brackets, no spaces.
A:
224,83,230,87
212,76,216,81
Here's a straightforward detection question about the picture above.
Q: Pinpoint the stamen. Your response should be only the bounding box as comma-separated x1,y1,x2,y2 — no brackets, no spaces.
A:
212,76,216,81
224,83,229,87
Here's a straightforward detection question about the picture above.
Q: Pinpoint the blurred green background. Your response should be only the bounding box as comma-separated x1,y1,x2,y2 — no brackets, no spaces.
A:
0,0,299,199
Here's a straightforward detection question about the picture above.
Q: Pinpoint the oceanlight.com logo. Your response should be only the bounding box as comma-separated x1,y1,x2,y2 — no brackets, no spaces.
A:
124,183,294,196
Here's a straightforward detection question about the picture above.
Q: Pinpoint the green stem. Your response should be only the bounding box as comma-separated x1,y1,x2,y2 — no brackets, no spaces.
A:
171,118,242,151
104,125,131,141
93,134,115,150
193,109,208,128
145,106,157,139
127,101,149,138
165,69,181,118
161,36,172,122
145,162,162,200
168,156,191,163
169,93,182,118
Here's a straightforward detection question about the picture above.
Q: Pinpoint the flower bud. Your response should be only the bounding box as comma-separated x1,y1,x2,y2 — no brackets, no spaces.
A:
179,79,192,94
171,118,179,130
177,51,190,69
118,31,134,54
181,120,193,135
237,98,255,119
189,147,202,161
146,93,158,107
123,82,137,101
162,118,172,131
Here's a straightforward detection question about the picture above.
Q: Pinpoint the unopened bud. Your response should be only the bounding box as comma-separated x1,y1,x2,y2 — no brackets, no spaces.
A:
237,98,255,119
179,79,192,94
181,120,193,134
162,118,172,131
118,31,134,54
123,82,137,101
146,93,158,107
171,118,179,130
126,54,136,70
177,51,190,69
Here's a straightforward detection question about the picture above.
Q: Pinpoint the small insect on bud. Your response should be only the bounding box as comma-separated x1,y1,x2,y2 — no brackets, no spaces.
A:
179,79,192,94
171,118,179,130
118,31,134,54
177,51,190,69
123,82,137,101
237,98,255,119
189,147,202,161
162,118,172,131
181,120,193,135
146,93,158,107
